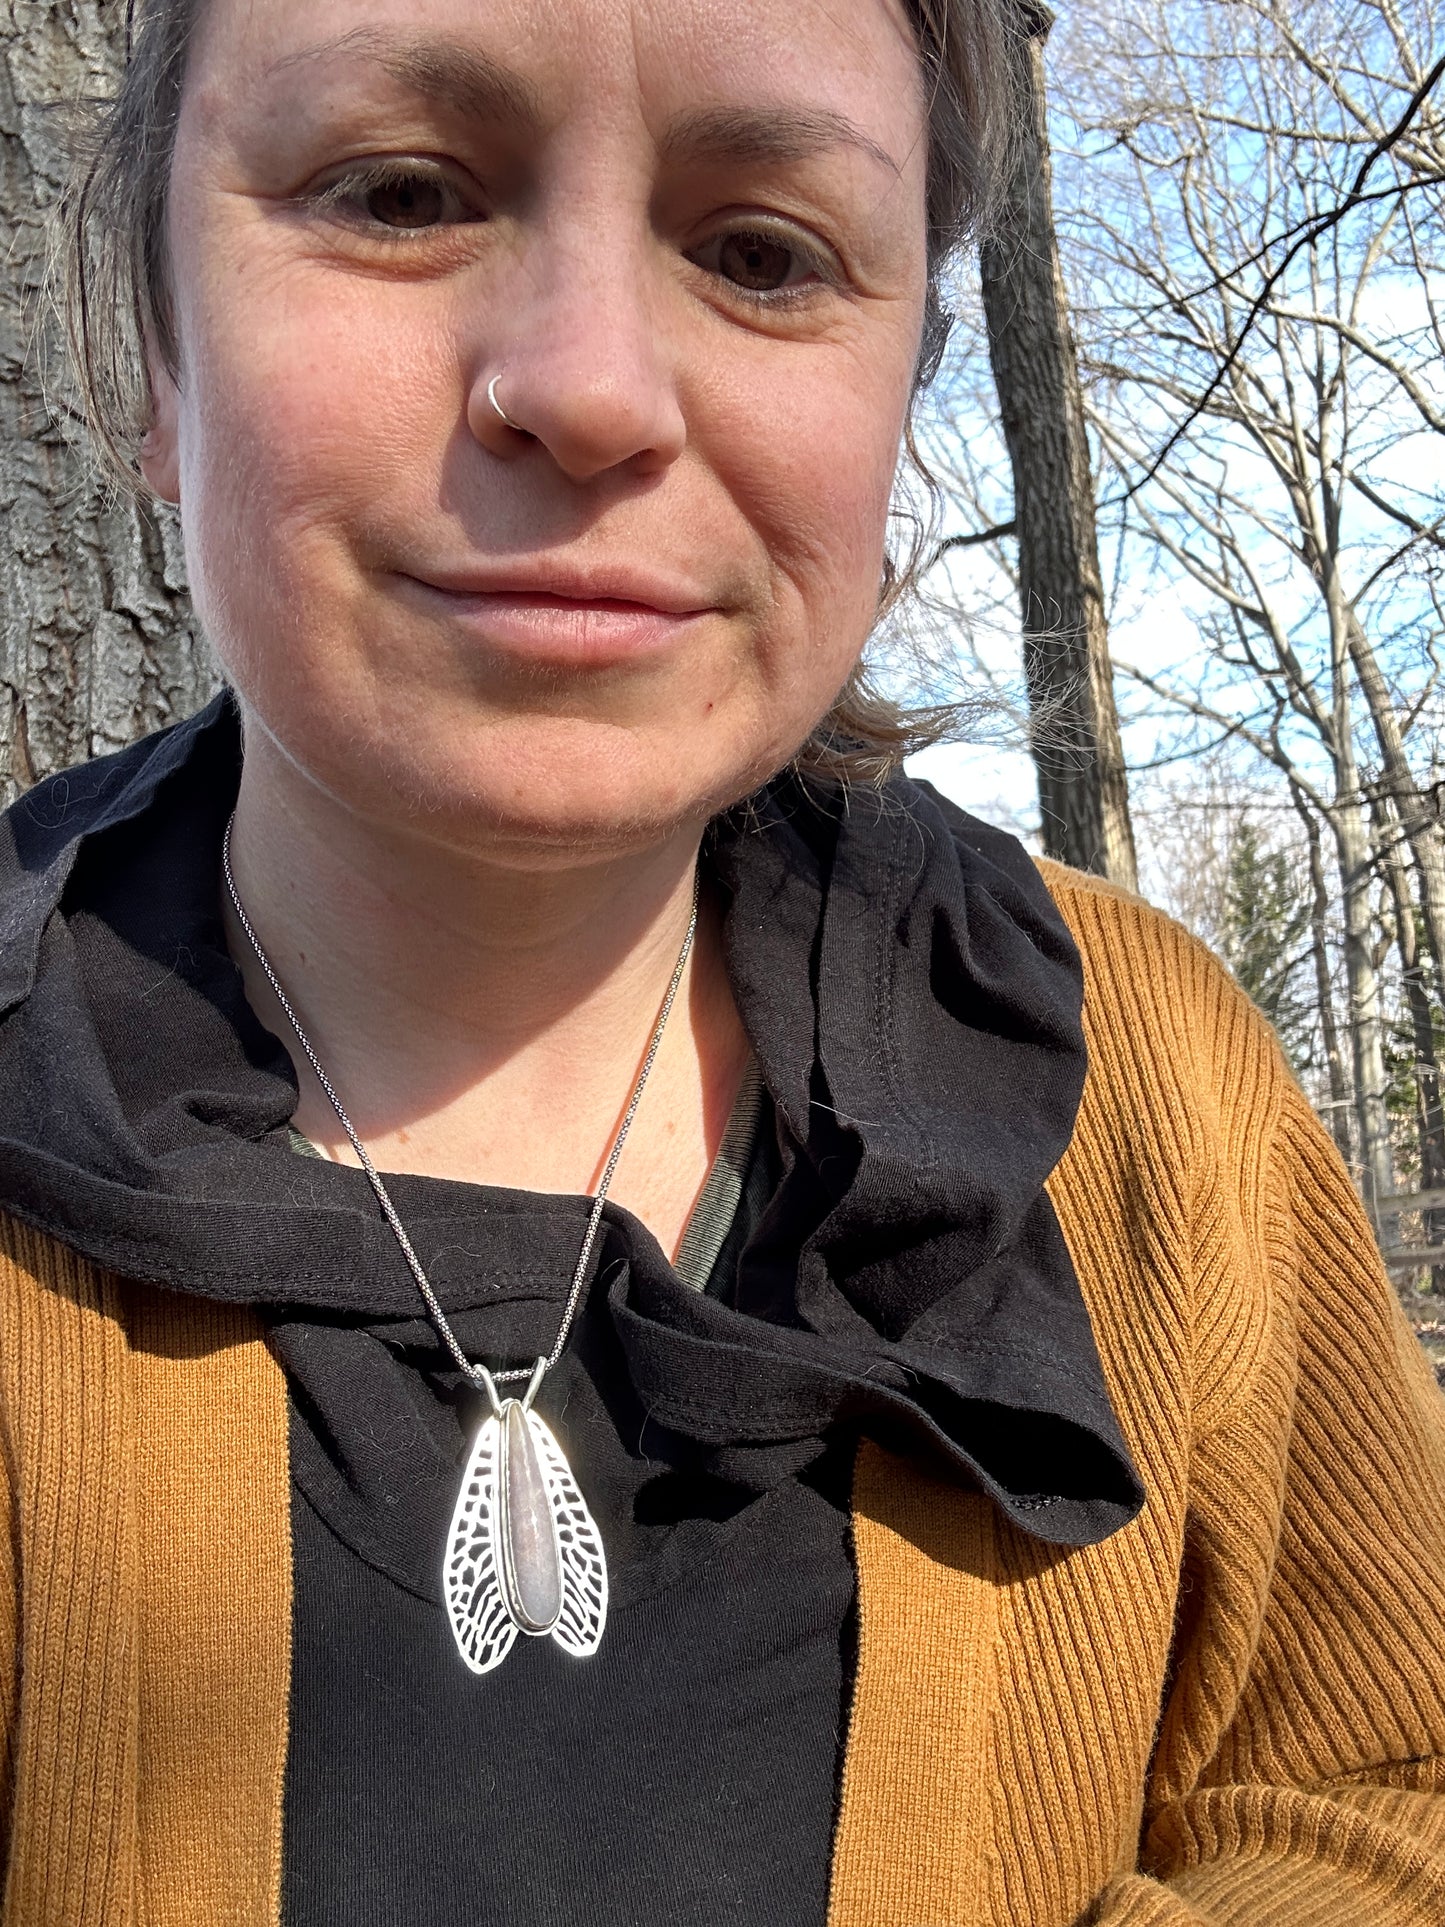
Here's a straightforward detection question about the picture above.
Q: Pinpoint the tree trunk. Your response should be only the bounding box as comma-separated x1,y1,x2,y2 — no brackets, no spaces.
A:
1314,506,1396,1220
1346,609,1445,992
1291,781,1354,1164
978,2,1137,887
1,4,214,805
1332,796,1397,1222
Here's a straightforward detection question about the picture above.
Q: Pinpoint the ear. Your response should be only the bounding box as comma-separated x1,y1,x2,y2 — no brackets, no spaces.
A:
138,350,182,504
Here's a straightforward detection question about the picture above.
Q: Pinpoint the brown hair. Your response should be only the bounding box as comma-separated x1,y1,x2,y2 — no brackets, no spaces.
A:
56,0,1018,782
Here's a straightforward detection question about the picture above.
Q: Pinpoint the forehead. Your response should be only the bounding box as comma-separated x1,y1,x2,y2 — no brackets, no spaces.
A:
194,0,926,151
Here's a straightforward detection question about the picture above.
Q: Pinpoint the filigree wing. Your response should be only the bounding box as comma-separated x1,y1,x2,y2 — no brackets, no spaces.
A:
443,1413,519,1675
528,1410,608,1658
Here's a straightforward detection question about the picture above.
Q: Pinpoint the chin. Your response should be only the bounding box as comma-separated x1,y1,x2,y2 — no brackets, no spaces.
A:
317,712,797,863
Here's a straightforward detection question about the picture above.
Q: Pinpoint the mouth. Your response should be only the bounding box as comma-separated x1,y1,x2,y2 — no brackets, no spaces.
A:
394,569,717,669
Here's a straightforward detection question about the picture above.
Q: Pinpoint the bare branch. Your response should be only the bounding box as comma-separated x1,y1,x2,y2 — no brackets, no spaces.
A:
1111,50,1445,500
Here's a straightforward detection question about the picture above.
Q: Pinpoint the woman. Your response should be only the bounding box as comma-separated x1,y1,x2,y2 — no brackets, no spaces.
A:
2,0,1443,1919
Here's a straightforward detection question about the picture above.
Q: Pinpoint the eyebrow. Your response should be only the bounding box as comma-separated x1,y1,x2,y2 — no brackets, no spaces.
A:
662,105,902,179
267,27,544,130
265,31,901,177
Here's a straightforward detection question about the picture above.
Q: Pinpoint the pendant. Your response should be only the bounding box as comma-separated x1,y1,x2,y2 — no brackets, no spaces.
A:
443,1360,608,1674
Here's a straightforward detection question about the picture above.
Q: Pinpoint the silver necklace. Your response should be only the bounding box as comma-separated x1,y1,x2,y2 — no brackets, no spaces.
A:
221,815,698,1673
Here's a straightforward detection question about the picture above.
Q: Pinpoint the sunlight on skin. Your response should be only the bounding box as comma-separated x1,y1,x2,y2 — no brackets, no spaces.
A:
143,0,930,1238
147,0,929,854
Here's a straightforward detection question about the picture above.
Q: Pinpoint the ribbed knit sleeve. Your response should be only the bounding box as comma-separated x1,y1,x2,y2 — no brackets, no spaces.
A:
0,1220,140,1926
830,870,1445,1926
0,1224,292,1924
1091,1078,1445,1924
0,1352,14,1847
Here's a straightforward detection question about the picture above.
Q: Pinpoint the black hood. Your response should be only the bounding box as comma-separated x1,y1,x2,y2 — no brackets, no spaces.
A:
0,695,1142,1547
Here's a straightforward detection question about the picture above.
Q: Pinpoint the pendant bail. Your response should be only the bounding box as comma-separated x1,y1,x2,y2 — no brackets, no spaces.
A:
522,1354,548,1410
473,1361,503,1417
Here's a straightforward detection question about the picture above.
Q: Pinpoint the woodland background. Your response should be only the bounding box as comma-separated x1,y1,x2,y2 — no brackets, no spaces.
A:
3,0,1443,1375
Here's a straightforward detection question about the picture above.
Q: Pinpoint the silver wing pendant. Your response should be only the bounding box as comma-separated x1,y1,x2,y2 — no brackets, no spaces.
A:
443,1398,608,1674
528,1410,609,1658
443,1407,518,1674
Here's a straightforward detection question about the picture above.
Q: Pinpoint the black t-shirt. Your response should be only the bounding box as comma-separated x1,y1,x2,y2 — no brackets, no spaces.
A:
273,1091,860,1927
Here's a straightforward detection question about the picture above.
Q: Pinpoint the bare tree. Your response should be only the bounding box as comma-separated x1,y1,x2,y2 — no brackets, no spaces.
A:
1055,0,1445,1216
1122,648,1400,1211
1291,779,1355,1162
974,2,1138,885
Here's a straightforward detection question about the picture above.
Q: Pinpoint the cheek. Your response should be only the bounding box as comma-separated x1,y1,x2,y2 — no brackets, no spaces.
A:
708,340,907,684
174,276,451,643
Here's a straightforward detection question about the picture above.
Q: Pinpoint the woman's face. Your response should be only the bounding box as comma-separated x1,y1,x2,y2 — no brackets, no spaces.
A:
149,0,929,858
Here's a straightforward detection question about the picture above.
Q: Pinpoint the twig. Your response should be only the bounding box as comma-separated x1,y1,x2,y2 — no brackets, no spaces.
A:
1115,53,1445,503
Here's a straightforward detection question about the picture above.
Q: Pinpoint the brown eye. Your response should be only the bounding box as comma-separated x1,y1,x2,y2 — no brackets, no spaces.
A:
365,175,449,229
717,231,798,291
307,160,484,237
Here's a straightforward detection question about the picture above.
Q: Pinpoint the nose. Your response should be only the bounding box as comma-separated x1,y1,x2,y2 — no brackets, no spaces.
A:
466,216,688,484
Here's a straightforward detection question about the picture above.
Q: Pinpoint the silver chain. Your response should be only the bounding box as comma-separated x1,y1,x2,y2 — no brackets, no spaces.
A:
221,814,699,1395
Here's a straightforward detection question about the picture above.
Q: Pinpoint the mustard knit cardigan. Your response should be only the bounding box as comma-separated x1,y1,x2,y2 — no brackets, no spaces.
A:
3,867,1445,1926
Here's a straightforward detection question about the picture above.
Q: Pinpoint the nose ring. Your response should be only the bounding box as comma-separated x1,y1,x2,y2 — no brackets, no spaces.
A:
486,374,524,433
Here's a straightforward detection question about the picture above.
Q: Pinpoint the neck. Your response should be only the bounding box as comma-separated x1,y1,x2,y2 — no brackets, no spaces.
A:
222,737,752,1252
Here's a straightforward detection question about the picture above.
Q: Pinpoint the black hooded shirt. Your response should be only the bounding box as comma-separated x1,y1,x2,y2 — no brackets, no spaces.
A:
0,697,1141,1926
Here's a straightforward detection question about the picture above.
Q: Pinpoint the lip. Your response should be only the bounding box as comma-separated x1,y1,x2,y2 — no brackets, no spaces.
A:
393,565,717,669
406,562,713,616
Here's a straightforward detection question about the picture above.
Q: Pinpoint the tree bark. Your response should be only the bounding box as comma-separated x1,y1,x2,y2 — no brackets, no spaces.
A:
1332,794,1397,1221
1291,781,1354,1164
979,3,1137,887
1,3,214,805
